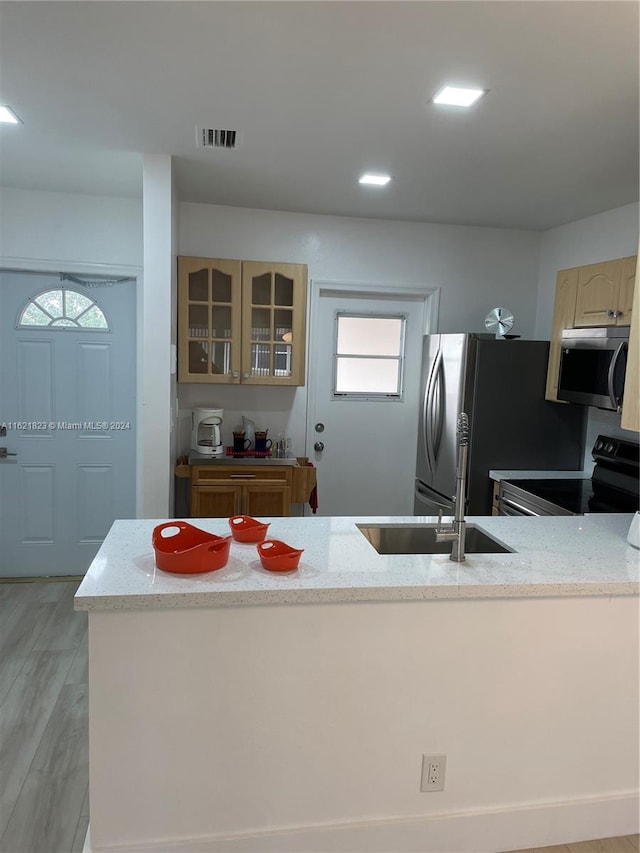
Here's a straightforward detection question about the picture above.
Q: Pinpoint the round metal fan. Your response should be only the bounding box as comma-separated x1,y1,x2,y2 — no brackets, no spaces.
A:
484,307,514,339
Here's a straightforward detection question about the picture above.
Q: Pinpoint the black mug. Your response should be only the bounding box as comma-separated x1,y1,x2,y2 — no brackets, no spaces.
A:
233,432,251,454
254,431,272,453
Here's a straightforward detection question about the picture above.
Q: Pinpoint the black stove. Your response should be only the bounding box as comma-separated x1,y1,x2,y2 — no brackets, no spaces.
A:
499,435,640,517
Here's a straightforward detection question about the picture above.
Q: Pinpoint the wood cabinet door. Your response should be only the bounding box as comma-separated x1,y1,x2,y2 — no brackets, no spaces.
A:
621,253,640,431
178,257,242,383
574,260,622,327
244,483,291,517
619,255,637,326
240,262,307,386
190,485,240,517
545,267,578,402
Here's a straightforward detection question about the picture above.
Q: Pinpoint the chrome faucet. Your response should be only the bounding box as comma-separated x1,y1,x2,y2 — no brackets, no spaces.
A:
435,412,469,562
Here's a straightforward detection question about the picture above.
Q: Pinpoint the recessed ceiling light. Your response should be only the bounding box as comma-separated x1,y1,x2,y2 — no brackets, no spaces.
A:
359,174,392,186
432,86,486,107
0,105,21,124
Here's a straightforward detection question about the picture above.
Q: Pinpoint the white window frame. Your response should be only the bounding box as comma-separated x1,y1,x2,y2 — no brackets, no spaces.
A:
332,310,407,402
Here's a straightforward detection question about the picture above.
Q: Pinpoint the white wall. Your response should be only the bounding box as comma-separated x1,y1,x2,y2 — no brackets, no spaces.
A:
140,155,174,517
88,595,639,852
178,203,542,456
535,202,640,461
0,186,142,269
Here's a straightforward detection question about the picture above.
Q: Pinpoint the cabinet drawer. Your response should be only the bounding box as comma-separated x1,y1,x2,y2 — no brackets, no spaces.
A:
191,465,293,485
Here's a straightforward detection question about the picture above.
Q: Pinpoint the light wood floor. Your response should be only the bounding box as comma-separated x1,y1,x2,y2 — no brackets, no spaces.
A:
506,837,640,853
0,579,88,853
0,580,637,853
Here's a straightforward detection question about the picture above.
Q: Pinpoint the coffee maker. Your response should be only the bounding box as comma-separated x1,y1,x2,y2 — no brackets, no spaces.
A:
191,408,224,457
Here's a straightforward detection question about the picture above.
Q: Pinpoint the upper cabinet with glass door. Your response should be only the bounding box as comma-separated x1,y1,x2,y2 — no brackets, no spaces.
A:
178,257,307,385
178,257,242,383
241,262,307,386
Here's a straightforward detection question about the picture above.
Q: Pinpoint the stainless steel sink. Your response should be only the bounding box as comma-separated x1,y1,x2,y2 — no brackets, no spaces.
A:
357,523,514,555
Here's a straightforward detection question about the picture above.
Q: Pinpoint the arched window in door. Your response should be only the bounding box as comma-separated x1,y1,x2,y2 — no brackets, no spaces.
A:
18,287,109,330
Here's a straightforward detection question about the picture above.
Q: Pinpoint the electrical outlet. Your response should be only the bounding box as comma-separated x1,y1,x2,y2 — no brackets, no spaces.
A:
421,753,447,792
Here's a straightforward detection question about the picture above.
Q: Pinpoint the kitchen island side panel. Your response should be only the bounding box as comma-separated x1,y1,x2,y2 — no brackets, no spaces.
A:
87,595,639,852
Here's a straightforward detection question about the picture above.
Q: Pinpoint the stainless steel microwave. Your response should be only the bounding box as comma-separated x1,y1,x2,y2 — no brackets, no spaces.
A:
557,327,629,411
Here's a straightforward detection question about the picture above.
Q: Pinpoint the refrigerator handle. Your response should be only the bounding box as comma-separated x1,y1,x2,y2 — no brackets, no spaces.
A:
423,350,439,474
424,349,445,473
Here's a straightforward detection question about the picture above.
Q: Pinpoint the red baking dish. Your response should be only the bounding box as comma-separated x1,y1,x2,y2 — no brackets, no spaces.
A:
257,539,304,572
228,515,270,543
152,521,232,574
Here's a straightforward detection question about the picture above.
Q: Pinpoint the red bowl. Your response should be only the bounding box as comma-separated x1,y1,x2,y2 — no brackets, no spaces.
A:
152,521,232,574
257,539,304,572
228,515,270,543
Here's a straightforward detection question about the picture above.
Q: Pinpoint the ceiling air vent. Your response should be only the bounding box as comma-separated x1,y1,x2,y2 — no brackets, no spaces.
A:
198,128,240,149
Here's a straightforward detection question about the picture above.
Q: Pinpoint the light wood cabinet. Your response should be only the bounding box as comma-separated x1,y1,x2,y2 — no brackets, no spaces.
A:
574,258,632,327
544,267,578,402
190,465,291,517
545,254,636,404
621,253,640,431
620,255,637,326
178,256,307,385
186,462,317,518
240,261,307,386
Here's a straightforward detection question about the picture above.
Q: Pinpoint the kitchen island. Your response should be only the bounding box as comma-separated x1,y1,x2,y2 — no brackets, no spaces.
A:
75,514,639,853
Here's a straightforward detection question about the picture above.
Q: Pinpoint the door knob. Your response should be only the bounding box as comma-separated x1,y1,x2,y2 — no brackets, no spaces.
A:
314,441,324,452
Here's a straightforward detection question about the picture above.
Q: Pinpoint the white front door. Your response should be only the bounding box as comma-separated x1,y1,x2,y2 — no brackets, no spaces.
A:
0,271,136,577
306,286,431,517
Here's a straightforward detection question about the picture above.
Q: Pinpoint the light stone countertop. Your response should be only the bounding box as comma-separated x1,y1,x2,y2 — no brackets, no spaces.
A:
74,513,639,612
489,469,589,482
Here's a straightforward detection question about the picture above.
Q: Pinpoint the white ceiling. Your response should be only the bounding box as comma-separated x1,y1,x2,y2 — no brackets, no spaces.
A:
0,1,638,231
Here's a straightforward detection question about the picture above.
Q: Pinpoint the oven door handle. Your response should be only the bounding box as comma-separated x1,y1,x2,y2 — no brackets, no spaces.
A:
607,340,627,412
499,496,539,516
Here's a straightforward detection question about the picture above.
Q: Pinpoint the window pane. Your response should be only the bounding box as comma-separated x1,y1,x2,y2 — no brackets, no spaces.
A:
20,304,50,326
65,291,93,319
251,273,271,305
251,343,271,376
251,307,271,340
188,268,209,301
20,288,108,330
189,340,209,374
274,274,293,306
211,269,232,303
79,305,108,328
35,290,63,318
336,357,400,394
337,316,402,356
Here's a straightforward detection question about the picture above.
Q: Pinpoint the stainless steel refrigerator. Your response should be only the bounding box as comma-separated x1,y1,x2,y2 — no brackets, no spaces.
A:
414,334,587,516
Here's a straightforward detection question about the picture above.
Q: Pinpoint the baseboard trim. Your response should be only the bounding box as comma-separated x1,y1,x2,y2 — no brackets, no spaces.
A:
84,791,639,852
